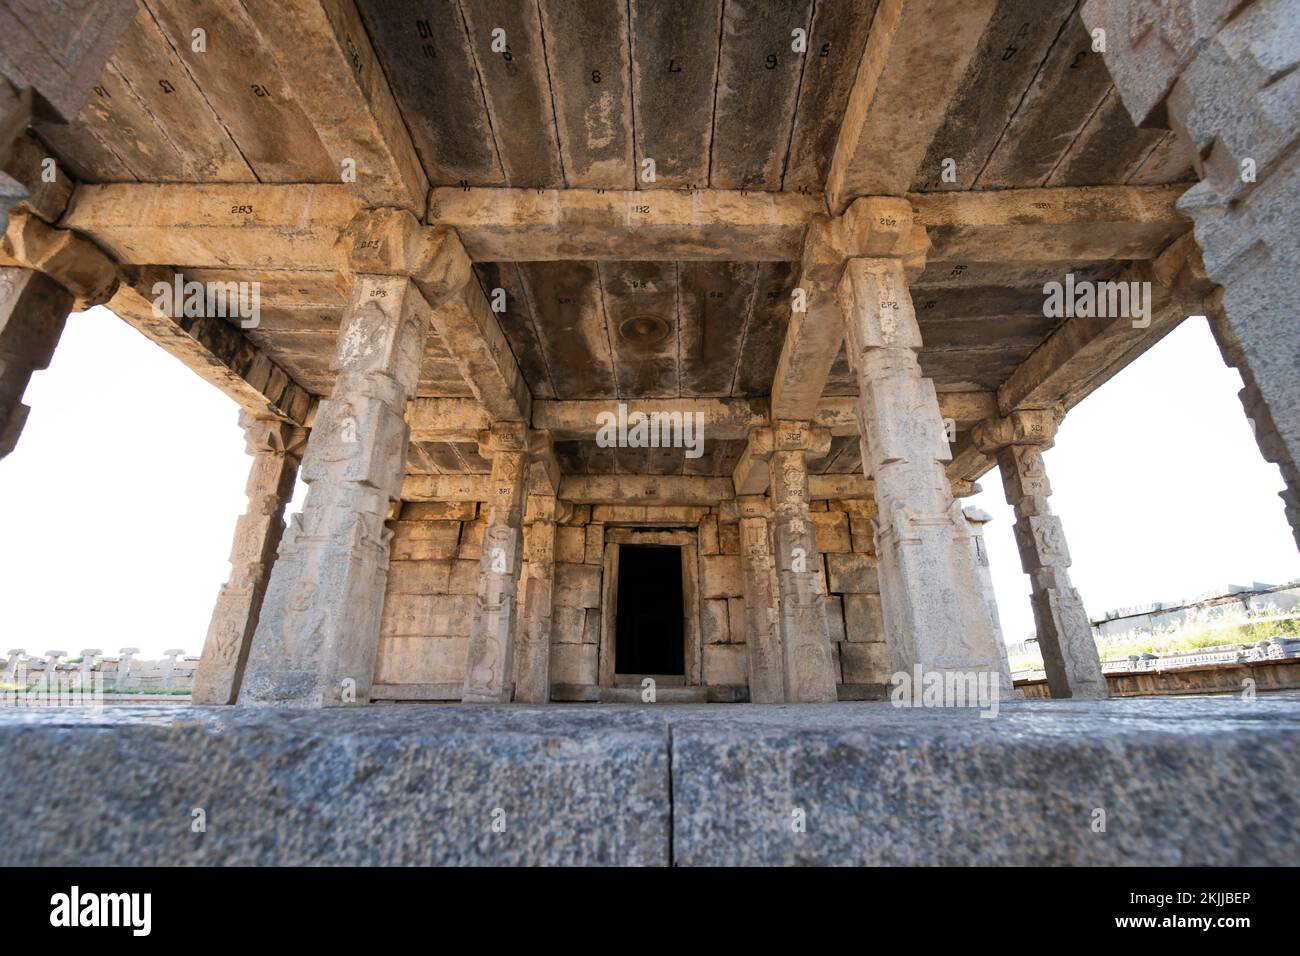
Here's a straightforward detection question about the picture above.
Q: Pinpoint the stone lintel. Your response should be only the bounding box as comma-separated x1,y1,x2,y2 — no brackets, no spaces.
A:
428,187,823,262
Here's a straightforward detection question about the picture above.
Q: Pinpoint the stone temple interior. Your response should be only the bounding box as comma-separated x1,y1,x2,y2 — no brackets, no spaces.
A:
1,0,1296,713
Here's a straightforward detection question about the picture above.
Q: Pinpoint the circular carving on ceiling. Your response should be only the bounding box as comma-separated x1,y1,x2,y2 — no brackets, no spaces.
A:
618,314,671,345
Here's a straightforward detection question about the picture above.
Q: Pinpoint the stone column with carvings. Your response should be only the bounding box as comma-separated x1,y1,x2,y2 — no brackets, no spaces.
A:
961,506,1014,682
513,492,560,704
239,275,428,706
1083,0,1300,549
768,422,839,703
0,267,71,459
462,422,528,703
735,496,785,703
839,257,1013,698
974,408,1108,698
192,413,307,704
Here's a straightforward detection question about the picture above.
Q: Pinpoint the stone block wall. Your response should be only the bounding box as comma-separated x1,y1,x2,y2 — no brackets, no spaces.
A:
374,501,480,695
374,498,888,700
549,505,604,687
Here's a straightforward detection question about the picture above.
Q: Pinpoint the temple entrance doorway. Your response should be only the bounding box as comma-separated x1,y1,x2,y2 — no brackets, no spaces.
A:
614,544,685,677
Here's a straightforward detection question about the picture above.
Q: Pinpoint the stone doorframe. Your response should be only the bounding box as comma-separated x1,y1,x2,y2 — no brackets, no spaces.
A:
598,529,703,688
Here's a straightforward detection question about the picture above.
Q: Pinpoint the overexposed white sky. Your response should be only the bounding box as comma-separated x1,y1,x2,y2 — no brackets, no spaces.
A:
0,307,1296,659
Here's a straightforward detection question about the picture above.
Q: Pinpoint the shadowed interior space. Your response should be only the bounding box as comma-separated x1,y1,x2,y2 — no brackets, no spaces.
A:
616,545,685,677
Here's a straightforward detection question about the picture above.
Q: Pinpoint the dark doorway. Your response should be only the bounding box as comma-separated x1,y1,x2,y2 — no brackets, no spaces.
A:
615,544,685,675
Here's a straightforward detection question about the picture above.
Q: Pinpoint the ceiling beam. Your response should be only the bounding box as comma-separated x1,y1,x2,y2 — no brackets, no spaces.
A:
914,184,1191,264
242,0,427,213
949,234,1214,484
558,475,734,506
825,0,1000,212
769,197,927,421
411,393,994,443
428,187,822,261
59,183,361,269
110,267,315,426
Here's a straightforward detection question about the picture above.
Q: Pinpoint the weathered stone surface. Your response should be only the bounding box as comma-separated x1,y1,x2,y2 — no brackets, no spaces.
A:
842,593,885,644
0,706,669,865
514,508,556,704
974,410,1106,699
826,552,880,594
462,425,528,704
702,644,747,687
550,643,598,686
738,515,784,703
0,267,70,459
839,640,889,684
3,699,1298,865
840,258,1012,701
700,554,743,600
556,525,585,564
193,414,306,705
701,599,730,645
770,432,839,704
239,275,428,707
555,563,602,609
670,697,1300,865
552,606,586,645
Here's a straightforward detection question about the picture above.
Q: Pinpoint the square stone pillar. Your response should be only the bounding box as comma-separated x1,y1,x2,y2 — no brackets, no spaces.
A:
192,413,307,704
239,275,429,706
768,422,839,703
513,493,561,704
0,267,71,459
462,422,528,703
962,506,1014,681
734,496,785,704
974,409,1107,699
839,258,1013,698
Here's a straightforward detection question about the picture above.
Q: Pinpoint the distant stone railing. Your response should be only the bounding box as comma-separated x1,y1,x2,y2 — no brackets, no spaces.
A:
1014,637,1300,698
1,648,197,694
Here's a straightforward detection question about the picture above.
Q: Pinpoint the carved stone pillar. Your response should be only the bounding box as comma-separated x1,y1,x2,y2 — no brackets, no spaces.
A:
974,408,1108,699
768,422,839,703
0,267,71,459
962,506,1014,680
239,275,429,706
193,413,307,704
462,423,528,703
513,493,560,704
839,257,1013,698
735,496,785,704
1082,0,1300,549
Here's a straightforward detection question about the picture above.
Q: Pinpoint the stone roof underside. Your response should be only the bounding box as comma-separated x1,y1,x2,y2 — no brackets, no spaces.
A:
31,0,1199,490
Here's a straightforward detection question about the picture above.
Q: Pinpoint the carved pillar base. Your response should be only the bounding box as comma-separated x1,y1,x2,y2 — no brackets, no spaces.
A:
193,414,307,704
769,425,839,703
239,276,428,707
0,267,71,459
462,424,528,703
840,258,1012,700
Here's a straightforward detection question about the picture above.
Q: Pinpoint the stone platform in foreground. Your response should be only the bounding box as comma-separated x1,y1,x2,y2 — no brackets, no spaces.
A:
1,698,1297,866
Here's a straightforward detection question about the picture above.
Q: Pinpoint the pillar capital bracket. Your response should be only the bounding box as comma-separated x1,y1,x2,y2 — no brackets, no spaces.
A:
802,197,930,287
772,420,832,458
340,208,472,308
0,210,118,306
972,406,1064,455
477,421,529,456
239,411,309,460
